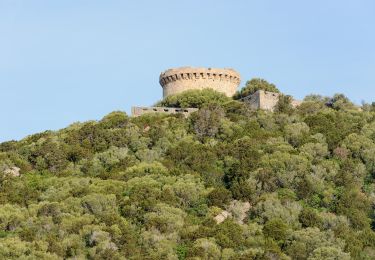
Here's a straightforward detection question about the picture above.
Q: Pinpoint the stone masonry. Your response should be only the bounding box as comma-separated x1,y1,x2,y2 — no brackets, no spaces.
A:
131,106,198,117
159,67,241,98
243,90,302,111
131,67,300,117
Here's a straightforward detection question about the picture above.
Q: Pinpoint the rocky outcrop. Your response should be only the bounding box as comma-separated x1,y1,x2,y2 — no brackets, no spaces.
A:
214,210,231,224
3,166,21,177
214,200,251,224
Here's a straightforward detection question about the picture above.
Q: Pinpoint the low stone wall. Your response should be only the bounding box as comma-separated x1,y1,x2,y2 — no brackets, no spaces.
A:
159,67,241,98
131,106,198,117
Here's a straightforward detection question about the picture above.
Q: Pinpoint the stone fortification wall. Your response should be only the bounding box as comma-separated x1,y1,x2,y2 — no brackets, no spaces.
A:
132,106,198,117
244,90,262,110
159,67,241,98
258,90,281,111
243,90,301,111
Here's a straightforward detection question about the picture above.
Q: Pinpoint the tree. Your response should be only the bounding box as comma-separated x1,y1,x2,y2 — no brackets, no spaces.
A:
191,104,225,141
233,78,280,99
309,246,350,260
99,111,129,129
285,228,348,259
263,218,289,243
284,122,310,147
145,203,186,233
188,238,221,259
327,93,356,111
0,84,375,258
274,94,294,114
156,88,230,108
207,187,232,208
299,207,322,228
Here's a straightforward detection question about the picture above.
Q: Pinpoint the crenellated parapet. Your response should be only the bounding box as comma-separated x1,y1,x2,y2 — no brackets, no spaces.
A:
159,67,241,86
159,67,241,98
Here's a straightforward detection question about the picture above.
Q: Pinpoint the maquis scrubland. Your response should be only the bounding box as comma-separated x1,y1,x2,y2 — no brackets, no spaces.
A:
1,79,375,259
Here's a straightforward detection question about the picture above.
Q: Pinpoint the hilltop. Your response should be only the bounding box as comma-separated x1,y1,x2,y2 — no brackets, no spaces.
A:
1,80,375,259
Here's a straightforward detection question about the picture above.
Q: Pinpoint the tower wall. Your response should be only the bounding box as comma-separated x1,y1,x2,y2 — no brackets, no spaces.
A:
159,67,241,98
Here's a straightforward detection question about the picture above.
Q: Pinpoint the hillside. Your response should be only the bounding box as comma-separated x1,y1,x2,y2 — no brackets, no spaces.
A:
1,87,375,259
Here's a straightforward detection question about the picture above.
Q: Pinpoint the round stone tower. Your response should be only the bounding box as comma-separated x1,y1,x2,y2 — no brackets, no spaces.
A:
159,67,241,98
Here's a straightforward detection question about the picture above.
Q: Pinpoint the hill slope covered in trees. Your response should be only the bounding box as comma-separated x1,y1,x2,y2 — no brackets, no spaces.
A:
1,82,375,259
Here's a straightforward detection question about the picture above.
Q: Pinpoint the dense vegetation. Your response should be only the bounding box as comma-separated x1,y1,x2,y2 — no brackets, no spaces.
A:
1,81,375,259
156,88,230,108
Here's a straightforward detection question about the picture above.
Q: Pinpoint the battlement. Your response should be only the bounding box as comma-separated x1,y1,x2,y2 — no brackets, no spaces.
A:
159,67,241,98
132,106,198,117
243,90,301,111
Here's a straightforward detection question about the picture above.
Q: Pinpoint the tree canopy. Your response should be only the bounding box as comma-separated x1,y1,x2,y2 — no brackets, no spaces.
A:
234,78,280,99
0,85,374,259
156,88,231,108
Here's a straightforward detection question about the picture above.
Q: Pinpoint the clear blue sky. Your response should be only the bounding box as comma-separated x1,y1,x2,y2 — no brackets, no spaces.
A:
1,0,374,142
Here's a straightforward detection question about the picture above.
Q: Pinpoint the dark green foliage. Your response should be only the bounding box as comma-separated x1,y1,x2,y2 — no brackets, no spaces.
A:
0,141,18,152
207,187,232,208
213,220,244,249
190,104,225,141
156,88,231,108
328,93,356,111
99,111,129,129
0,85,374,259
176,244,187,260
299,207,321,228
263,218,289,243
304,111,364,150
274,94,294,114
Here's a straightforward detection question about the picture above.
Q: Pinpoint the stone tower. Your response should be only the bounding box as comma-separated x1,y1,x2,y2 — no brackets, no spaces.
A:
159,67,241,98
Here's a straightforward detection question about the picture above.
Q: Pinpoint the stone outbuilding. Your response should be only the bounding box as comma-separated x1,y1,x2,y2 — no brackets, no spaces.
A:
242,90,301,111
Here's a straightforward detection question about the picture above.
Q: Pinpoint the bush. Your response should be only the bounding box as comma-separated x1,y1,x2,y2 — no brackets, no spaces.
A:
207,187,232,208
156,89,230,108
233,78,280,99
263,218,289,243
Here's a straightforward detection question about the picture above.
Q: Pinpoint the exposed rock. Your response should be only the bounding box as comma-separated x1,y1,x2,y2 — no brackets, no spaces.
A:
4,166,21,177
214,200,251,224
214,210,231,224
227,200,251,224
